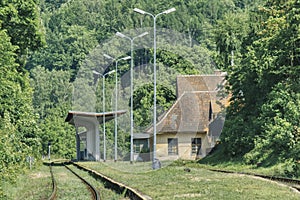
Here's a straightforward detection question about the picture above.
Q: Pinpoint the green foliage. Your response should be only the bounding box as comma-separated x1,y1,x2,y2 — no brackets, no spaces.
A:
244,83,300,166
30,66,74,157
38,106,75,158
28,0,238,77
216,0,300,176
0,2,44,196
27,25,98,79
0,0,45,65
215,11,250,68
0,114,29,200
40,0,69,12
0,37,40,194
132,83,176,128
162,44,215,74
30,66,73,119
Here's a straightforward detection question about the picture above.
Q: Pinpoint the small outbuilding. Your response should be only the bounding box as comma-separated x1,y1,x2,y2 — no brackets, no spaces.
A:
65,110,126,161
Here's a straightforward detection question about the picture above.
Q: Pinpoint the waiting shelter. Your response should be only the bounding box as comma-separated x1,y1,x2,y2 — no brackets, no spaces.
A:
65,110,126,161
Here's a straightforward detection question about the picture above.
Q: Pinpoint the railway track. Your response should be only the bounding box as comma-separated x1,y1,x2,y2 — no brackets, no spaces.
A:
48,163,57,200
47,162,100,200
64,164,100,200
48,161,146,200
47,160,299,199
71,162,151,200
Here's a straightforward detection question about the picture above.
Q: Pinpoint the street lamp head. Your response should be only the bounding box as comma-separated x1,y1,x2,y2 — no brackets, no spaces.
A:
163,7,176,14
106,70,116,76
92,70,101,76
122,56,131,60
116,32,126,38
138,32,149,38
133,8,146,14
103,53,114,60
117,31,148,40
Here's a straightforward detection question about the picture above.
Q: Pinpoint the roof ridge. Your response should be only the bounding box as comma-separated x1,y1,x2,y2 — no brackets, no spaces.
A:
146,91,186,133
177,73,226,77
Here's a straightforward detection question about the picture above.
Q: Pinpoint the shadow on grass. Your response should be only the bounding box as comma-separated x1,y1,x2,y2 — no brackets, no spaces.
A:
198,143,243,166
198,143,300,179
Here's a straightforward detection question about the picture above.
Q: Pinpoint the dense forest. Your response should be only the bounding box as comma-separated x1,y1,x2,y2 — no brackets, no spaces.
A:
0,0,299,197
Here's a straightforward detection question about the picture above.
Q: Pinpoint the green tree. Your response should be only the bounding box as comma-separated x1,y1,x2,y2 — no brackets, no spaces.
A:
0,27,40,198
38,106,75,158
218,0,299,176
30,66,72,119
132,83,176,128
0,1,44,197
27,25,98,79
30,66,74,157
0,0,44,66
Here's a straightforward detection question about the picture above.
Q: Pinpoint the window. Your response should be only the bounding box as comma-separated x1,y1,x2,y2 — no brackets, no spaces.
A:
191,138,201,155
168,138,178,155
133,139,148,153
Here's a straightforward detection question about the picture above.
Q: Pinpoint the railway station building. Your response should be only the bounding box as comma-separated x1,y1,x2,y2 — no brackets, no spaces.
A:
134,71,229,161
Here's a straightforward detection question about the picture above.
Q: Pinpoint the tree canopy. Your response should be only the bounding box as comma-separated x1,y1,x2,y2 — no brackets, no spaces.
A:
215,0,299,176
0,0,44,197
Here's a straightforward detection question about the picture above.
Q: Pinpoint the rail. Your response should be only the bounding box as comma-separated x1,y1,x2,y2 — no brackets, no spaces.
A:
48,163,57,200
72,162,152,200
46,161,100,200
64,163,100,200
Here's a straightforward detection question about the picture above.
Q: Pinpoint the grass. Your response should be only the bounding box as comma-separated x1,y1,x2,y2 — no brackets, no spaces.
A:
3,161,129,200
196,161,300,179
3,163,52,200
53,165,92,200
80,161,300,200
66,164,129,199
198,144,300,179
4,159,300,199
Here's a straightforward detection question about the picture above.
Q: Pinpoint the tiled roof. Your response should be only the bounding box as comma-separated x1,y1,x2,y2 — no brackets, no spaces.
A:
155,91,212,134
176,74,226,97
209,116,225,137
148,73,227,134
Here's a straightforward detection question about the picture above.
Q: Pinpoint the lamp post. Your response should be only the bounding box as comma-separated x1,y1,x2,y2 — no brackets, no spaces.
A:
93,69,116,162
134,7,176,169
103,54,131,162
116,31,148,163
48,142,51,160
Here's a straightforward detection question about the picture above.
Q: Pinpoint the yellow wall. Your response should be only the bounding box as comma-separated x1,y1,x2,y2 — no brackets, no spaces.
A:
156,132,208,160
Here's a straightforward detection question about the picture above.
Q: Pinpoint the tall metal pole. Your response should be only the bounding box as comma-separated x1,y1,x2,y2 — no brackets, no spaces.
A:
129,39,134,164
116,31,148,163
134,7,176,169
104,54,130,162
153,15,157,168
93,69,115,162
114,58,130,162
115,61,118,162
48,142,51,160
102,77,106,161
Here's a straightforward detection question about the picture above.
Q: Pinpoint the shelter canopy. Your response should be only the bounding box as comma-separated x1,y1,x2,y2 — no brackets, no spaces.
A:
65,110,127,125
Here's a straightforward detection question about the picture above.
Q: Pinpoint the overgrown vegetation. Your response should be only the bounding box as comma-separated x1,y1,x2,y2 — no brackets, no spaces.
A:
0,0,299,198
3,164,52,200
210,0,300,177
0,0,44,197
